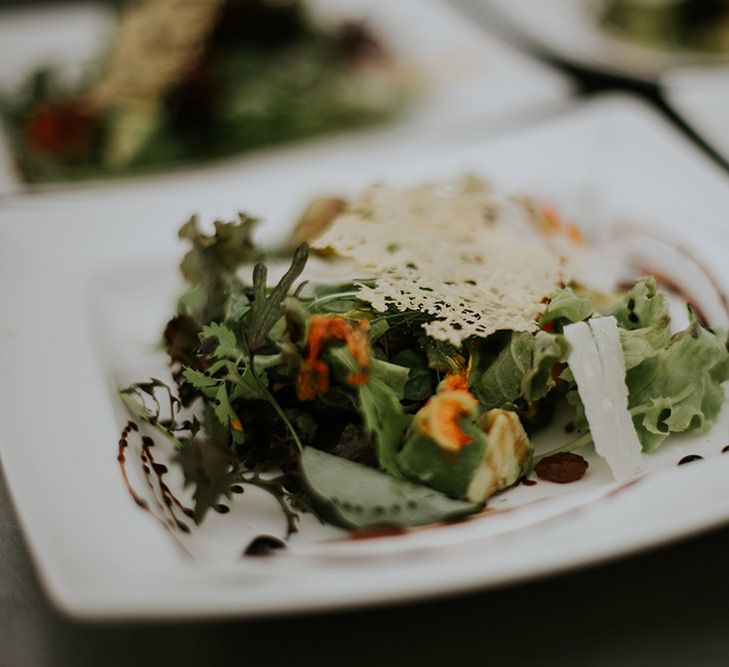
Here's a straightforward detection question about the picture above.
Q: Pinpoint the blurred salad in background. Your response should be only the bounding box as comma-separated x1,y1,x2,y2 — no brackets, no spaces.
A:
600,0,729,53
0,0,406,184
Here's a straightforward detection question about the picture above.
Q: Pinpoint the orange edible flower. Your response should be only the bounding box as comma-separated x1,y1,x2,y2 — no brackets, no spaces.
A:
415,374,478,453
537,204,584,246
296,315,371,401
439,373,468,392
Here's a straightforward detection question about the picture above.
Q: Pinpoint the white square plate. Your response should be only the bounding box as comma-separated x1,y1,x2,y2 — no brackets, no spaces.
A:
3,94,729,620
0,0,569,196
480,0,729,82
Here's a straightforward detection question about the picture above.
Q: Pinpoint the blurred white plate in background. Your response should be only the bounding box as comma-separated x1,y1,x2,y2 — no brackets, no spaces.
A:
3,94,729,619
0,0,570,196
480,0,729,82
662,65,729,163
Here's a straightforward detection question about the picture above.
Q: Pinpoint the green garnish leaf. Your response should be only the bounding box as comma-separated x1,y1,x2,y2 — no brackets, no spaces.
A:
178,214,261,323
403,368,435,402
199,322,240,360
300,447,478,529
521,331,571,402
612,277,671,370
245,242,308,353
175,437,236,524
330,347,411,477
470,332,533,409
397,424,487,500
626,309,729,451
540,287,593,327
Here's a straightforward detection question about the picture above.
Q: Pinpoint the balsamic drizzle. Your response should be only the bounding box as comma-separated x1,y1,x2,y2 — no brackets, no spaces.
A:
140,435,193,532
115,422,193,555
117,423,148,510
243,535,287,557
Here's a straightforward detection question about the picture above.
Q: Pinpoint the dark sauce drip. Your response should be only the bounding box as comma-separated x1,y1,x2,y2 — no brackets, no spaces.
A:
350,524,408,540
678,454,704,465
442,514,474,526
230,484,245,494
722,445,729,454
116,427,148,510
521,478,537,487
115,423,195,553
140,437,194,525
135,436,178,529
214,504,230,514
243,535,287,557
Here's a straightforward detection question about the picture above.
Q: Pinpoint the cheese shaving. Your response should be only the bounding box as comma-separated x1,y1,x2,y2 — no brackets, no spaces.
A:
564,317,644,482
312,177,565,346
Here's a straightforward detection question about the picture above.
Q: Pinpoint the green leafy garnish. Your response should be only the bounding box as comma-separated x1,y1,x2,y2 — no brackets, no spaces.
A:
175,436,236,524
626,309,729,451
469,332,534,409
539,287,593,328
246,243,308,353
300,447,478,529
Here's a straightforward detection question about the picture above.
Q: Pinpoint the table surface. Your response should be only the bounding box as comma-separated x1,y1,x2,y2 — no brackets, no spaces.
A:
4,2,729,666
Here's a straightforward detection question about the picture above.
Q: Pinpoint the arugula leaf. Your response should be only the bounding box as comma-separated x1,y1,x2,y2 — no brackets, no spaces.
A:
245,243,308,353
626,309,729,451
370,358,409,396
300,447,478,529
175,437,236,524
470,332,534,409
358,374,411,477
521,331,571,402
403,368,435,402
329,347,411,476
199,322,240,360
540,287,593,327
181,367,220,399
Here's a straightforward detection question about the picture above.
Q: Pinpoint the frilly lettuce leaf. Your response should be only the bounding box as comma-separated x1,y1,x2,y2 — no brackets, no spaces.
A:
522,331,571,402
470,330,570,408
626,309,729,451
612,277,671,370
540,287,593,328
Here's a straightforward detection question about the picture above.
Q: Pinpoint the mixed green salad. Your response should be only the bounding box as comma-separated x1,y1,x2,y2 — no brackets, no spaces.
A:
120,178,729,535
0,0,403,184
601,0,729,53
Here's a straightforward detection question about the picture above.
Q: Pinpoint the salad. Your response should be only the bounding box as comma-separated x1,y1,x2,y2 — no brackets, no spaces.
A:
0,0,404,184
120,176,729,537
600,0,729,53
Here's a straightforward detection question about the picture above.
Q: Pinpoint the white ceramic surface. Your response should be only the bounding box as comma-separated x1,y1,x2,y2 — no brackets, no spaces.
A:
2,95,729,620
483,0,729,82
0,0,569,196
662,65,729,163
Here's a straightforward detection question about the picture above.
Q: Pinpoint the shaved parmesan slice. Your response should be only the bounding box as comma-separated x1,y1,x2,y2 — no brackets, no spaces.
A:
564,317,644,482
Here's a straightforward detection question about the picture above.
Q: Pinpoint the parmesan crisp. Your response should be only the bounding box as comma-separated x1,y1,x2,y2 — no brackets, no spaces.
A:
312,177,566,346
